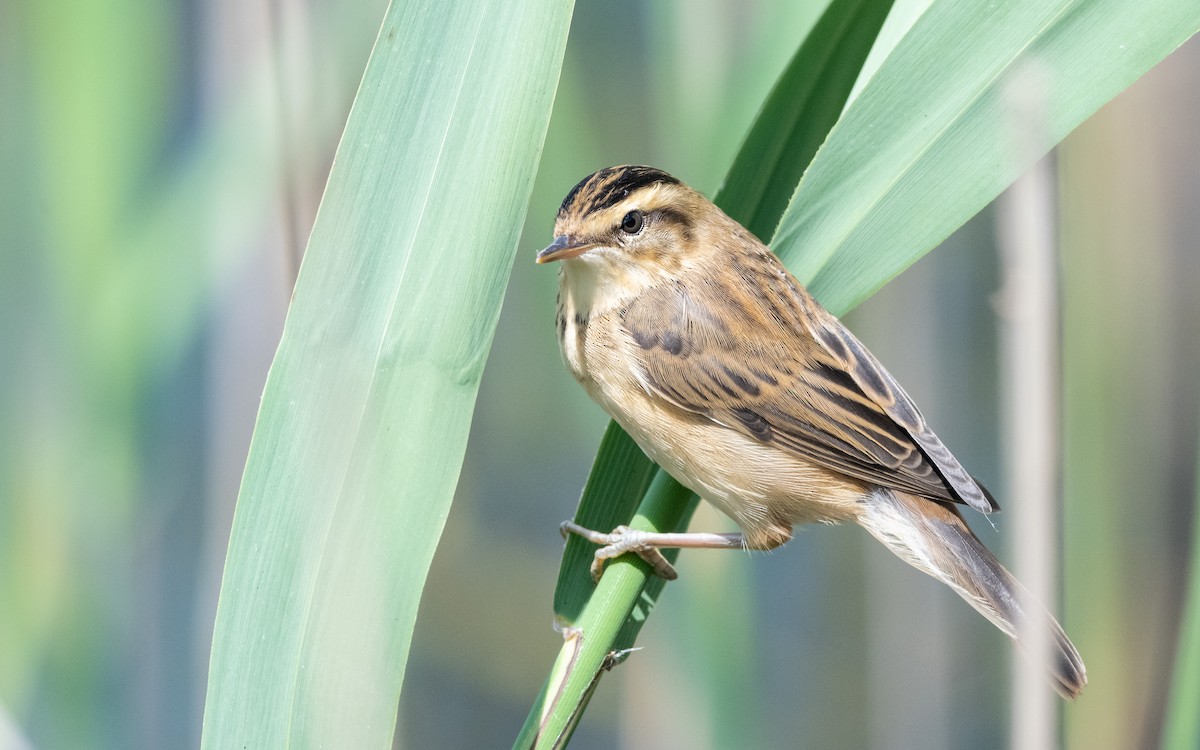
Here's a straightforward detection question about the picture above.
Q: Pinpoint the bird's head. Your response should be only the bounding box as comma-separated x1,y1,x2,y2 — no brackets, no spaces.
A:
536,166,713,287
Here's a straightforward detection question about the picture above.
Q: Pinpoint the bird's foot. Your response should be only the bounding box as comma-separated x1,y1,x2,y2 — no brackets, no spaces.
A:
560,520,678,582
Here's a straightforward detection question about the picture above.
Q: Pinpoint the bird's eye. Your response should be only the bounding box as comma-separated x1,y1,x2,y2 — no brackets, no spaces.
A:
620,210,644,234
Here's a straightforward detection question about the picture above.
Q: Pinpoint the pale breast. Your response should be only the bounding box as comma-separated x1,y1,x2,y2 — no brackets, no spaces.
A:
556,292,590,385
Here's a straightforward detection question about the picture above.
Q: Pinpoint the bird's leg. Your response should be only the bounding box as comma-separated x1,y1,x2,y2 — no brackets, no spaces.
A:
560,520,746,582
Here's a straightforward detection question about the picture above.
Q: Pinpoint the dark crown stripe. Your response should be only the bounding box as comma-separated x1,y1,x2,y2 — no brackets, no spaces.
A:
558,165,680,218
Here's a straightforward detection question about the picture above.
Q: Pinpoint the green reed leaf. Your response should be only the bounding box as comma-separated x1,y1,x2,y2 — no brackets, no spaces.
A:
201,1,574,747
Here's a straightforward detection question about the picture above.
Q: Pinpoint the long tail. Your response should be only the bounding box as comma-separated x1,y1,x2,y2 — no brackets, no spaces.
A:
857,489,1087,699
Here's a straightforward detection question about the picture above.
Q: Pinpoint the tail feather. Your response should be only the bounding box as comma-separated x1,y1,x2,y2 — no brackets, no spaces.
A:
858,489,1087,699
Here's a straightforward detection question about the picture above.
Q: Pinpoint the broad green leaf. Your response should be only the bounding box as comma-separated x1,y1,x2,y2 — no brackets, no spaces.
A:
520,0,895,745
717,0,897,241
201,0,573,747
774,0,1200,310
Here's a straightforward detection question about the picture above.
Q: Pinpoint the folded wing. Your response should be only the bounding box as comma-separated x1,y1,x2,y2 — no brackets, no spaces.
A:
620,265,997,514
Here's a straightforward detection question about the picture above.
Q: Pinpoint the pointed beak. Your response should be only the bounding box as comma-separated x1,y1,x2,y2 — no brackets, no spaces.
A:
536,235,596,264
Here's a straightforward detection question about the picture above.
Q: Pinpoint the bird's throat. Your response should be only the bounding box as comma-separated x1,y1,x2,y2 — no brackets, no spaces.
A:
559,256,656,319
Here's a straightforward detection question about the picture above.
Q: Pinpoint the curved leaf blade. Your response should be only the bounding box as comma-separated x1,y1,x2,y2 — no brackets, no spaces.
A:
201,0,574,747
718,0,896,241
775,0,1200,309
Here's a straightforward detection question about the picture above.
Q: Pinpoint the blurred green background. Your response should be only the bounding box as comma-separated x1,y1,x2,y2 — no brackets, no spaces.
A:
2,0,1199,748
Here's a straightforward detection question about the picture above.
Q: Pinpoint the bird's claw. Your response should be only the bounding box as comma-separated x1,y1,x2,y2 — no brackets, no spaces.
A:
561,520,679,582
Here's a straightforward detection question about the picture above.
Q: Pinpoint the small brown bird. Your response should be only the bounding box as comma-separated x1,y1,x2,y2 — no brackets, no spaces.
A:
537,165,1086,699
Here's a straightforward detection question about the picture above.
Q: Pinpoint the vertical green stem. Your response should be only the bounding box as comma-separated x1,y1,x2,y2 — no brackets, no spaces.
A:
1162,436,1200,750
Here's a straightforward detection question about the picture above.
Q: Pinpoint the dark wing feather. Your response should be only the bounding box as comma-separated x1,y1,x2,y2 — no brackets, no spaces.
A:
808,309,998,513
621,265,997,513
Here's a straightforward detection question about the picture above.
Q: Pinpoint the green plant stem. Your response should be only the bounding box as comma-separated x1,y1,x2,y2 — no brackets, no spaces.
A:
515,471,695,749
1162,435,1200,750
